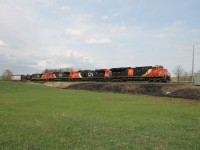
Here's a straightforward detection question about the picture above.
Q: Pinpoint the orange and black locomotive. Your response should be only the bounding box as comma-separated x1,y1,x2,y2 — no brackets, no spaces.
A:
30,65,170,82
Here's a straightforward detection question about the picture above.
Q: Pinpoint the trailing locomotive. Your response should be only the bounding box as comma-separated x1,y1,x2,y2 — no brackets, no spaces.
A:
30,65,170,82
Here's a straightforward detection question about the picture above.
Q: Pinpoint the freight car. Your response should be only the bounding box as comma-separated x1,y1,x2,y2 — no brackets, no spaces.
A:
11,75,26,81
29,65,170,82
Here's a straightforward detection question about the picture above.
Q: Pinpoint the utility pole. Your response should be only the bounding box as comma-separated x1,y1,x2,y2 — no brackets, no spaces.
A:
192,45,194,82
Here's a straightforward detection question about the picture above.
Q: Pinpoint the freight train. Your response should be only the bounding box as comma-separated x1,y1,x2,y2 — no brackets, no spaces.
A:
29,65,171,82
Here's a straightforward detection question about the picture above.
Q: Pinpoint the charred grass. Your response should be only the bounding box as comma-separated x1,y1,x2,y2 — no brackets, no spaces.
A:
0,81,200,149
66,82,200,100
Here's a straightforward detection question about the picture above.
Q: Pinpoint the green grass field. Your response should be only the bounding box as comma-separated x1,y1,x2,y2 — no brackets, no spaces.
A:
0,81,200,150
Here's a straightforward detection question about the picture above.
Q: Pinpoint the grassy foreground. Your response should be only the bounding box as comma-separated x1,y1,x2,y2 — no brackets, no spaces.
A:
0,81,200,150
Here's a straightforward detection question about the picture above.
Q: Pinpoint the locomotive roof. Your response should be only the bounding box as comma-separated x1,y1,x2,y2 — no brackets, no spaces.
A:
79,70,95,72
32,73,43,75
95,69,106,72
134,66,152,68
110,67,131,71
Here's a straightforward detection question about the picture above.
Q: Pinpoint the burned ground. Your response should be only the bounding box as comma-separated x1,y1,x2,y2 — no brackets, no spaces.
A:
65,82,200,100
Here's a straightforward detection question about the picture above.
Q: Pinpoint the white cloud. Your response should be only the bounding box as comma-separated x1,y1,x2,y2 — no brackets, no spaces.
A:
101,15,110,20
0,40,7,47
23,15,34,22
85,38,112,44
109,26,126,33
152,32,167,39
61,4,71,12
37,60,47,68
152,21,184,39
64,28,83,36
101,13,119,21
64,50,82,58
191,29,200,33
63,50,95,66
27,50,103,72
77,14,94,24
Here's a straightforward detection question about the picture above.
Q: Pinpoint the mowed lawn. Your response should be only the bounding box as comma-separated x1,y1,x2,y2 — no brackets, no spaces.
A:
0,81,200,150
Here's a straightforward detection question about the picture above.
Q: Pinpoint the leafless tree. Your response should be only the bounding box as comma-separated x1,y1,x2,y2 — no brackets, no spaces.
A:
188,70,193,82
173,65,185,82
182,71,189,81
42,68,76,73
181,70,193,82
43,68,53,73
2,69,13,80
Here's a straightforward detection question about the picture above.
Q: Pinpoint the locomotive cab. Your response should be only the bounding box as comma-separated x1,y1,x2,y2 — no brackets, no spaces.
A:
150,65,171,82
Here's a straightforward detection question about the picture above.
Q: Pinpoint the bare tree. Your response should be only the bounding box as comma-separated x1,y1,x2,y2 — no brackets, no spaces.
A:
43,68,52,73
181,70,193,82
173,65,185,82
2,69,13,80
182,71,189,82
42,68,58,73
42,68,76,73
188,70,193,82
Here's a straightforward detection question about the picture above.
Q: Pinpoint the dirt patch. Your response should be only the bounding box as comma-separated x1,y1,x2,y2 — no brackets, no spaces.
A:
27,81,84,88
43,82,81,88
65,82,200,100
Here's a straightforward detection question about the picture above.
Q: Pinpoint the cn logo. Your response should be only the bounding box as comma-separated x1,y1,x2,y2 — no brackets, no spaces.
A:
88,72,93,77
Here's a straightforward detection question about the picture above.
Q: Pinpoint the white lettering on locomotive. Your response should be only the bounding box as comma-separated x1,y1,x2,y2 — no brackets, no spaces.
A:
88,72,93,77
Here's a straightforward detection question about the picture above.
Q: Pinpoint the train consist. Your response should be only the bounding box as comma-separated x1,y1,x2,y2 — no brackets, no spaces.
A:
30,65,171,82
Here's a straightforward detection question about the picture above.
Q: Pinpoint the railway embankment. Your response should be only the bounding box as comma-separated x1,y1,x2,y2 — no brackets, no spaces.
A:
65,82,200,100
28,81,200,100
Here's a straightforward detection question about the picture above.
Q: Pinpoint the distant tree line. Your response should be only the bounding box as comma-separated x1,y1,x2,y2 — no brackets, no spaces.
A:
173,65,197,82
42,68,78,73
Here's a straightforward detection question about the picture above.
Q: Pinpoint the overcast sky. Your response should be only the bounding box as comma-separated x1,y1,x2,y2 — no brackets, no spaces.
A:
0,0,200,75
